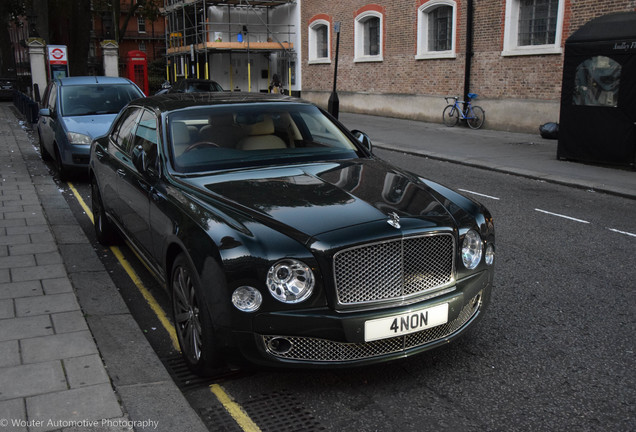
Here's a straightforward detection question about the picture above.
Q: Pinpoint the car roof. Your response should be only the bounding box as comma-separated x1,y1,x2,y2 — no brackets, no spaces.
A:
56,76,135,86
130,92,310,113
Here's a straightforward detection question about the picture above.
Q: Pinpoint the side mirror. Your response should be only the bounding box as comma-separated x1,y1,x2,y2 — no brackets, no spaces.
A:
132,145,148,173
39,108,51,117
351,130,373,153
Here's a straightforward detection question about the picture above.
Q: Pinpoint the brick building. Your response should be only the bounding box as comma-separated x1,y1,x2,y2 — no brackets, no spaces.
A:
300,0,636,132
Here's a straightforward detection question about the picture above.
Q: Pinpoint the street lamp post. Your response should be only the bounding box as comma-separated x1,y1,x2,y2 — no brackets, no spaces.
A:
328,22,341,118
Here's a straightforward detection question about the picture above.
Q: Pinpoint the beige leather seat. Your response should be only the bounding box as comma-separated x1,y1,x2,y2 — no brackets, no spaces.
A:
237,115,286,150
171,122,192,157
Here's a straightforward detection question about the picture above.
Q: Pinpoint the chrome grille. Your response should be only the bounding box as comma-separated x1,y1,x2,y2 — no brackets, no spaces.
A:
333,234,454,306
262,293,481,362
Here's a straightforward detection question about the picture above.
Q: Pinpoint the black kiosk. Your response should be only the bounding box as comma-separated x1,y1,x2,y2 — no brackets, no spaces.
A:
557,12,636,168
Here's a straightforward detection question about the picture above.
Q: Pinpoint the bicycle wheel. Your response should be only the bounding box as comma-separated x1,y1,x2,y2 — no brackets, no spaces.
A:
442,105,459,127
467,106,485,129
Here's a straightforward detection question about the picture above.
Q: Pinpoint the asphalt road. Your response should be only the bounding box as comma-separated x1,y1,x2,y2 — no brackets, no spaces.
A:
56,147,634,432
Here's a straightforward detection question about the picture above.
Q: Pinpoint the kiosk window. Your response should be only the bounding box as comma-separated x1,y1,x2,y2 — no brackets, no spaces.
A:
573,56,621,107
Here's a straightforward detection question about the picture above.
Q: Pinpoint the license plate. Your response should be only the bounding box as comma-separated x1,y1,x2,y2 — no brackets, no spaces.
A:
364,303,449,342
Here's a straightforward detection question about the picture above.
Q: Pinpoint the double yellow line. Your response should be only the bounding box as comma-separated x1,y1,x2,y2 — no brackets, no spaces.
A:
67,182,261,432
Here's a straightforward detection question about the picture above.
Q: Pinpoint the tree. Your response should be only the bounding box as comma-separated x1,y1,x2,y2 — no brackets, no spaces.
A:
0,0,26,77
94,0,162,44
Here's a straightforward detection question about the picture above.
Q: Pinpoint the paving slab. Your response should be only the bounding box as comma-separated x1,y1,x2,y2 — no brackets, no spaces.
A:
14,292,79,317
0,315,53,342
0,361,66,401
26,384,123,432
20,331,98,364
50,310,90,334
64,354,111,389
0,340,20,368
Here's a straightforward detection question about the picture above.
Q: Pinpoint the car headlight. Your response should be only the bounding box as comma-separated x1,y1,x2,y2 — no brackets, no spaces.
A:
67,132,92,145
462,230,483,270
266,259,315,303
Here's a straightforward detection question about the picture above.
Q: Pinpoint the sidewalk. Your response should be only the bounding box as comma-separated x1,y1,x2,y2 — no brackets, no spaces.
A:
0,103,207,432
339,112,636,199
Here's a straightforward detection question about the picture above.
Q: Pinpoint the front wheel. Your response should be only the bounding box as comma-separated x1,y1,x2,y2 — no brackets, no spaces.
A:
442,105,459,127
172,253,222,376
467,106,485,129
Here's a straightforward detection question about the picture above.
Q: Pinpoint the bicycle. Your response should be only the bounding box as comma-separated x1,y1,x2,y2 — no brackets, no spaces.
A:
442,93,485,129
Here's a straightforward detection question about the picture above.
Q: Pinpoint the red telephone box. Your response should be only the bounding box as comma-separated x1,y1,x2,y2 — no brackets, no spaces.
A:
126,50,148,95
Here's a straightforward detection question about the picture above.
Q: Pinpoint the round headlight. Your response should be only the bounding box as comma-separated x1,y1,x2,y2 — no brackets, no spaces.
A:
485,243,495,266
462,230,483,270
232,286,262,312
266,259,315,304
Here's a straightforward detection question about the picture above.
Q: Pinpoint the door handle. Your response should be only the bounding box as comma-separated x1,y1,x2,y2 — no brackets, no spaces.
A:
116,169,126,177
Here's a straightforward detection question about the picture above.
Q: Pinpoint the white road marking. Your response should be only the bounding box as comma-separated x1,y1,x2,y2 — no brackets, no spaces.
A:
458,189,500,200
608,228,636,238
534,208,590,224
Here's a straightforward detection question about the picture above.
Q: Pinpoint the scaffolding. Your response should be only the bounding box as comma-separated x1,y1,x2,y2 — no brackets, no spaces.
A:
163,0,297,93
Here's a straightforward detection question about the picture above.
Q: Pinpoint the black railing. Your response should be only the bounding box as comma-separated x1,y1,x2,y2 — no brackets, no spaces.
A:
13,91,39,124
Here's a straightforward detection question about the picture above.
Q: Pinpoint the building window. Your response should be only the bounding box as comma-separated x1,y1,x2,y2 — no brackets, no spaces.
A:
308,19,330,64
503,0,565,56
354,8,383,62
416,1,456,60
137,17,146,33
139,41,146,52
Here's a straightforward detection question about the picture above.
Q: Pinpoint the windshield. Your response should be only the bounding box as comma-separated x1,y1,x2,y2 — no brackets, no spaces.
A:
168,103,362,173
60,84,143,116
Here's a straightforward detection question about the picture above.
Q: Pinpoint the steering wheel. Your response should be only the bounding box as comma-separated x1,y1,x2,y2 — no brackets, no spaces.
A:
183,141,219,153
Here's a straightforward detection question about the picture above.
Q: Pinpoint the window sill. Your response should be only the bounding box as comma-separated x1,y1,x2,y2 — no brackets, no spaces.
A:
501,46,563,57
308,58,332,65
354,56,384,63
415,51,456,60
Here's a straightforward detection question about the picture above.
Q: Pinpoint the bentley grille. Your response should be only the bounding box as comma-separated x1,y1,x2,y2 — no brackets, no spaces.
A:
262,293,481,362
333,233,455,306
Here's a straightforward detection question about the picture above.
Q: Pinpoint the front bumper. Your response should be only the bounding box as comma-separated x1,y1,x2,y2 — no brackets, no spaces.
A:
228,269,492,367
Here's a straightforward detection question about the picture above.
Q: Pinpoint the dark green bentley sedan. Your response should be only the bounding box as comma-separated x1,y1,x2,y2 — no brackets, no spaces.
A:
89,93,495,375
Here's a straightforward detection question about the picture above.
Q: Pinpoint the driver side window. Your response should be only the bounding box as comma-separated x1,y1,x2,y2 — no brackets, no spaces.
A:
111,108,141,153
132,110,159,170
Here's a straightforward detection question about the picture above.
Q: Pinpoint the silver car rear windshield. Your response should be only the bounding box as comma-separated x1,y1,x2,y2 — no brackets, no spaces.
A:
167,103,362,173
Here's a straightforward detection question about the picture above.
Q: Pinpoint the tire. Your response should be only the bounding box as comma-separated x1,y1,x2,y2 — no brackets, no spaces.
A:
38,132,51,161
91,178,119,245
171,253,222,376
54,145,69,181
467,106,485,129
442,105,459,127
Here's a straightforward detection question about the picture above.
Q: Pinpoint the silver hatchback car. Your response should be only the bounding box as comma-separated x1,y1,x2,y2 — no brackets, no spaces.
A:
37,76,144,179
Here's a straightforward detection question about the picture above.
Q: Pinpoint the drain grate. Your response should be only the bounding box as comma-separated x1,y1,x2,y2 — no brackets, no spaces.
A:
237,390,326,432
198,406,245,432
162,355,243,391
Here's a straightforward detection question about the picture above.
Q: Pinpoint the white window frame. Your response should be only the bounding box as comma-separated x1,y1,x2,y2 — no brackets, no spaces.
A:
354,10,383,63
137,17,146,34
416,0,457,60
308,20,331,64
502,0,565,57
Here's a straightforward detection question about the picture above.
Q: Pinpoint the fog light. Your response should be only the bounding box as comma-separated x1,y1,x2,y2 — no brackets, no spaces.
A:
232,286,262,312
485,244,495,266
267,337,292,354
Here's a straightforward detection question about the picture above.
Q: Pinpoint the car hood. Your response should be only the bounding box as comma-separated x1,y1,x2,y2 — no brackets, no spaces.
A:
63,114,117,138
183,158,458,238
